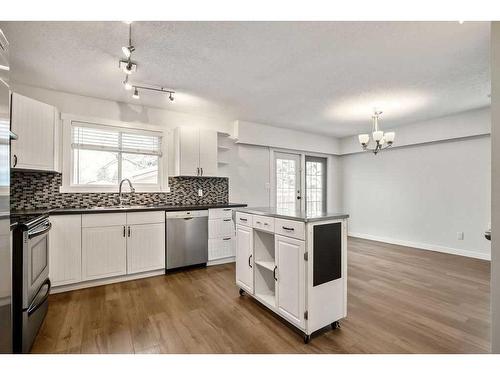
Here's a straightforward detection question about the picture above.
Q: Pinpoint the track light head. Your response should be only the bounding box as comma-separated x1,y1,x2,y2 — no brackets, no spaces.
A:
123,76,133,90
122,45,135,58
169,92,174,101
132,87,140,99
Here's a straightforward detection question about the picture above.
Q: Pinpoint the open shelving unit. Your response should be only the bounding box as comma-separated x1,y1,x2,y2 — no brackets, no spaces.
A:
253,229,276,308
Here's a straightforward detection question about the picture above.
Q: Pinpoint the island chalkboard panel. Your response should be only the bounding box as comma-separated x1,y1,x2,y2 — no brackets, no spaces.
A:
313,222,342,286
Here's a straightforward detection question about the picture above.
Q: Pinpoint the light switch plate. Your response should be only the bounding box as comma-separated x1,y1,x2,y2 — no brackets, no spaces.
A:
457,231,464,240
198,188,203,197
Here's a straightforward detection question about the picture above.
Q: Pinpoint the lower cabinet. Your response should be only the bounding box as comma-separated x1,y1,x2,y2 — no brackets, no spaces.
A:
236,224,254,293
49,215,82,286
82,225,127,280
127,223,165,274
49,211,166,290
275,234,306,329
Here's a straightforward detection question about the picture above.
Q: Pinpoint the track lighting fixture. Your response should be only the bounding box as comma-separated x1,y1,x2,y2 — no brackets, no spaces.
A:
118,22,175,103
123,76,133,90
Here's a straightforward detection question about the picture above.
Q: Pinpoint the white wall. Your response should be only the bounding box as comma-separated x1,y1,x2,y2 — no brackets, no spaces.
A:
342,135,491,259
235,120,340,155
490,20,500,354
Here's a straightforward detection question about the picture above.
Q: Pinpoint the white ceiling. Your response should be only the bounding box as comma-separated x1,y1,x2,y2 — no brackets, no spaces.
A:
0,21,491,137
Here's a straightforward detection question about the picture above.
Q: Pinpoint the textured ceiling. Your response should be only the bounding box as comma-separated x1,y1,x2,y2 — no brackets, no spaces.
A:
0,21,491,137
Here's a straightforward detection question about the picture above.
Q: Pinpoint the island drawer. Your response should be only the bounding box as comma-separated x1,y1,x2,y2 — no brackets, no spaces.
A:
252,215,274,233
235,212,252,227
274,218,305,240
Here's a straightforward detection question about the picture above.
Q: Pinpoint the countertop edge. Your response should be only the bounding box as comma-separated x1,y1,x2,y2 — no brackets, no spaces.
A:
234,207,349,222
13,203,248,217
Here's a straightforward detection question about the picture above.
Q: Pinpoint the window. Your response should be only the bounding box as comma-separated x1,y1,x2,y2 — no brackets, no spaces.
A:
275,152,301,211
305,156,327,213
71,122,163,189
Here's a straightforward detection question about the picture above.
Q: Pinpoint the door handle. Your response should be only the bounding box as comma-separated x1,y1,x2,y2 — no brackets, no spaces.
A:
248,254,253,268
127,226,131,237
273,266,278,281
201,167,203,176
197,167,200,176
123,225,126,237
485,229,491,241
13,154,17,167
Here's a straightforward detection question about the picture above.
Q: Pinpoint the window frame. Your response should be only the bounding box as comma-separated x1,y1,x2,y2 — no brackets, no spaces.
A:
60,114,169,193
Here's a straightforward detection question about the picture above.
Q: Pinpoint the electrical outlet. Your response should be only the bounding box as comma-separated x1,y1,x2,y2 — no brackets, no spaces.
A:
198,188,203,197
457,231,464,240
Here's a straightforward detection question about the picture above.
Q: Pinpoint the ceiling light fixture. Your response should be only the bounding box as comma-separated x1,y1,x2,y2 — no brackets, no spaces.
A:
357,110,395,155
117,22,176,103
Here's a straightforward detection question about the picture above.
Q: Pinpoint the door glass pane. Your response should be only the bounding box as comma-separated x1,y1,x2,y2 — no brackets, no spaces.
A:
275,153,300,211
306,156,327,214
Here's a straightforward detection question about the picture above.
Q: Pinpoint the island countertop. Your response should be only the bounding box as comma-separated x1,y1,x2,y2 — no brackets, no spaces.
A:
235,207,349,223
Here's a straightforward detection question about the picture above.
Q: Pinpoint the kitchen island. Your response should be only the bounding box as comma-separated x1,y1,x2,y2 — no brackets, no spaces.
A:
234,207,349,343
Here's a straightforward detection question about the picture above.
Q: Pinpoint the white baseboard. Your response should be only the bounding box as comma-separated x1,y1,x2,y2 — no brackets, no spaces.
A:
207,256,235,266
50,269,166,294
348,232,491,261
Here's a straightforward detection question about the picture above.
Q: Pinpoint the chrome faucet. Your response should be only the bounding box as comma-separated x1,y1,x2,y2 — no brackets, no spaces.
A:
118,178,136,205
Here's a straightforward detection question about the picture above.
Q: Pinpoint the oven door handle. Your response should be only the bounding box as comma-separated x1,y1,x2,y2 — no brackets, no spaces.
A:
27,278,51,316
28,222,52,239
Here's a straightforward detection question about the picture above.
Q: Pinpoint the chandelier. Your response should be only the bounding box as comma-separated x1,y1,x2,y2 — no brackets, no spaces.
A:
358,110,395,155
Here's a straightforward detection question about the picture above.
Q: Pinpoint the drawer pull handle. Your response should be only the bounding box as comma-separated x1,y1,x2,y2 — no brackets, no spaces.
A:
248,254,253,268
282,226,295,231
264,223,269,226
256,221,261,224
273,266,278,281
223,237,231,241
223,219,232,222
223,209,232,211
239,218,247,222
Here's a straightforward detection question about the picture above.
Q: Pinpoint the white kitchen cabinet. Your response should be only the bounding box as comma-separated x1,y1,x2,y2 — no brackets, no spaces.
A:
10,92,61,172
236,224,253,293
127,223,165,274
49,215,82,286
275,234,306,329
82,225,127,280
173,127,218,177
199,128,218,176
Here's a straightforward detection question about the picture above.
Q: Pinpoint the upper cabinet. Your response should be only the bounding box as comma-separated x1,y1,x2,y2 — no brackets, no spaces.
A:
173,127,217,177
10,93,61,172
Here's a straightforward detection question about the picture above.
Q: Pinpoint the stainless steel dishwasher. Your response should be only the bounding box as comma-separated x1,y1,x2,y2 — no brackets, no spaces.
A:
166,210,208,270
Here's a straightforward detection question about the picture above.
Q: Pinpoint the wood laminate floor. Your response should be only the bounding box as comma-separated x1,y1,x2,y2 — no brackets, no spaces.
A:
31,237,491,354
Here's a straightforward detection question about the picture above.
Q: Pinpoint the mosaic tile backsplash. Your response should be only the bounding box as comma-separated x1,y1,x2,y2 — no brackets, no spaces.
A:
11,171,229,211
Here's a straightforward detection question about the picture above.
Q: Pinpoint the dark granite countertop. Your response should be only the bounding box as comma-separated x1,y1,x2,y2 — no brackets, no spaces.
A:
11,202,247,223
235,207,349,223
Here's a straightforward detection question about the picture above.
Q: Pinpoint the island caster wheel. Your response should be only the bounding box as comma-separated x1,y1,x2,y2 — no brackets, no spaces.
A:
239,288,245,296
332,321,341,330
303,334,311,344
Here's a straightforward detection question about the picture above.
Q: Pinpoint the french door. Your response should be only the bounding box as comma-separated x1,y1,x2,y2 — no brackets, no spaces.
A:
274,152,301,211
